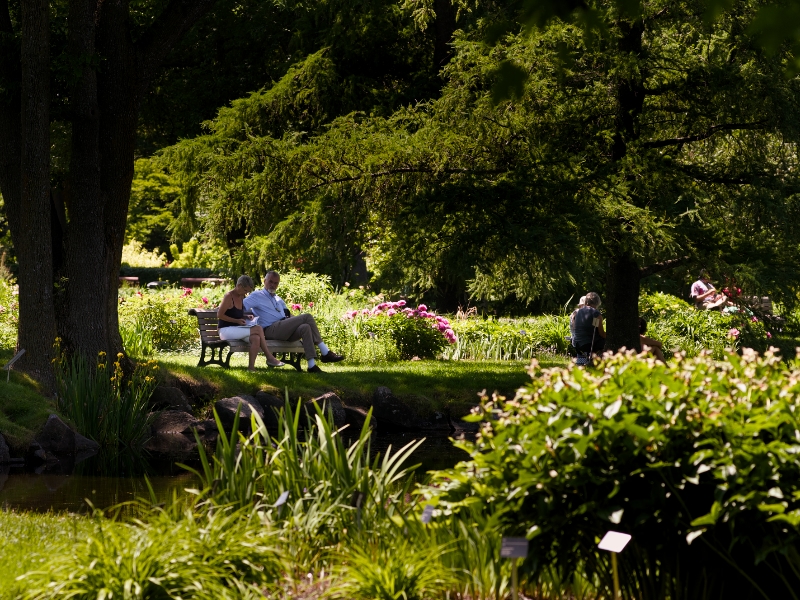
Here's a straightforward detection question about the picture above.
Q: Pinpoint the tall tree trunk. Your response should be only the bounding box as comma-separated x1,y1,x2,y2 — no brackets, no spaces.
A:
18,0,57,385
61,0,108,359
0,0,21,236
604,15,645,353
605,253,641,353
433,0,456,72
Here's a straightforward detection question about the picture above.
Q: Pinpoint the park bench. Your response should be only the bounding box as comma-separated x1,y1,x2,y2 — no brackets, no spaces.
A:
187,308,305,370
181,277,228,288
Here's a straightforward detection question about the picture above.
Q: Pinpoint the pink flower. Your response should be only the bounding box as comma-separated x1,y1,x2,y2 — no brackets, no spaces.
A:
397,300,406,307
202,296,208,304
767,331,773,339
308,302,314,308
362,308,370,315
728,328,740,338
751,316,758,322
737,287,742,294
291,303,302,311
437,322,448,332
377,302,388,310
418,304,428,312
387,308,397,316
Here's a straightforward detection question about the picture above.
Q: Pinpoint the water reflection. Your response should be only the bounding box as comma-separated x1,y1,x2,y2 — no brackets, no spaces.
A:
0,431,472,513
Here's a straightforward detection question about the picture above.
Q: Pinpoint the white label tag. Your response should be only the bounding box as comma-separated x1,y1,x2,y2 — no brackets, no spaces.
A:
592,317,600,328
274,491,289,507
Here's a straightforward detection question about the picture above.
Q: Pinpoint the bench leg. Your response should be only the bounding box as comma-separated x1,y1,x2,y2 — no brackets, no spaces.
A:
279,352,302,372
224,348,234,369
197,343,230,368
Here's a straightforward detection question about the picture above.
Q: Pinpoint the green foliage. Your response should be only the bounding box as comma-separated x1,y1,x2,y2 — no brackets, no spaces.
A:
0,279,18,349
0,512,98,600
161,0,800,312
639,292,770,358
275,270,335,306
366,313,448,360
446,315,571,360
120,239,165,268
118,287,226,353
327,537,455,600
21,507,281,600
427,351,800,599
125,158,182,256
54,347,158,447
0,379,55,448
168,238,231,272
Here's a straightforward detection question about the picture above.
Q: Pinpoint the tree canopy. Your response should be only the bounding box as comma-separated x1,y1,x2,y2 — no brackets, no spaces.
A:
162,0,800,345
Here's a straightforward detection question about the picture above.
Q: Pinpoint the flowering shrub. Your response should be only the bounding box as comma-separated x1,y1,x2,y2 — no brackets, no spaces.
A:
118,286,227,354
427,350,800,598
344,301,456,359
0,280,18,350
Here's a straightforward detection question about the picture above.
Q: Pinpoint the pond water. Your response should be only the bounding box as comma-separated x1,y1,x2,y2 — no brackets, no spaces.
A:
0,432,472,513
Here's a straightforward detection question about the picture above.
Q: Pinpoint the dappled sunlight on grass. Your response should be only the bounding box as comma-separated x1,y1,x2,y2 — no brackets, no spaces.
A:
156,352,569,409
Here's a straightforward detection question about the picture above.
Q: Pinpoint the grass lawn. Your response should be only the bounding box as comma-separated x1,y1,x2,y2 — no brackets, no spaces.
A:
157,352,569,416
0,510,99,599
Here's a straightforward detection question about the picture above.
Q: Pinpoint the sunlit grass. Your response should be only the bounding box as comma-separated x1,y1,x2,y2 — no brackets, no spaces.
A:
0,510,98,599
156,351,568,411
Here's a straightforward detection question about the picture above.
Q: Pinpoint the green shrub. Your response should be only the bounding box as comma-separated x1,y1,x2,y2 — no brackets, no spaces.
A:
118,266,222,285
118,288,226,353
427,350,800,599
276,270,335,306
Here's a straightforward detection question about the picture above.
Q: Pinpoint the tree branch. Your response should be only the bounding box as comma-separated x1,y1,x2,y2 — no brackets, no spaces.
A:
642,122,765,148
639,255,690,278
135,0,217,95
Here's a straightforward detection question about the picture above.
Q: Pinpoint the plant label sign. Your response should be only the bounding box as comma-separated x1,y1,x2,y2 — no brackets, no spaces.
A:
274,491,289,507
421,504,434,524
501,537,529,559
598,531,631,553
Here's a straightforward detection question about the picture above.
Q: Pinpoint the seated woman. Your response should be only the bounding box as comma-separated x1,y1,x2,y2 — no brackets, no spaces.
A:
217,275,285,371
690,271,728,310
571,292,605,355
639,317,665,363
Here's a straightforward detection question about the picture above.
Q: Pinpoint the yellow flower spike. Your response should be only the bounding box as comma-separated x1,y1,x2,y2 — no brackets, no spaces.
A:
117,352,124,359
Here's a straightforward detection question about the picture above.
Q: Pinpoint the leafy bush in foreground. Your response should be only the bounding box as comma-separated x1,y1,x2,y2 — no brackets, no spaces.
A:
428,350,800,600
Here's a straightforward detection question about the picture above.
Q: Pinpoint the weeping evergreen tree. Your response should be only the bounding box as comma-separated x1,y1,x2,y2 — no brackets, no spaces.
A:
162,0,800,351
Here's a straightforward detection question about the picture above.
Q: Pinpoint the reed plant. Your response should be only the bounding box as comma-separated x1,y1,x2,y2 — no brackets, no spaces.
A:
20,504,282,600
186,397,423,571
54,342,158,447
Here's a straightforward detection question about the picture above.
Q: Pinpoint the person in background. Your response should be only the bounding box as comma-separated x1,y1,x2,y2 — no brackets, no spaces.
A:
244,270,345,373
690,271,728,310
639,317,665,363
217,275,285,371
569,295,587,339
571,292,605,356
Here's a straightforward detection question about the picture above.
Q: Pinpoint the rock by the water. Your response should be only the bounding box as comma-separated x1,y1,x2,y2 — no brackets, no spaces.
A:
416,410,451,432
150,386,193,413
0,433,9,464
343,406,377,433
215,395,265,433
74,432,100,454
144,433,198,458
254,391,285,428
371,387,417,430
35,414,76,454
306,392,347,428
150,411,201,436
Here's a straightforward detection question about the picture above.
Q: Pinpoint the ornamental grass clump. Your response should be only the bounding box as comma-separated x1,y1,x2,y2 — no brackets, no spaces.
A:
54,341,158,447
427,349,800,600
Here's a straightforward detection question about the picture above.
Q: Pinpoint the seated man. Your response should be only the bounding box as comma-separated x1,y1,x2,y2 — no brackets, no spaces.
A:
244,270,344,372
571,292,606,356
690,271,728,310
